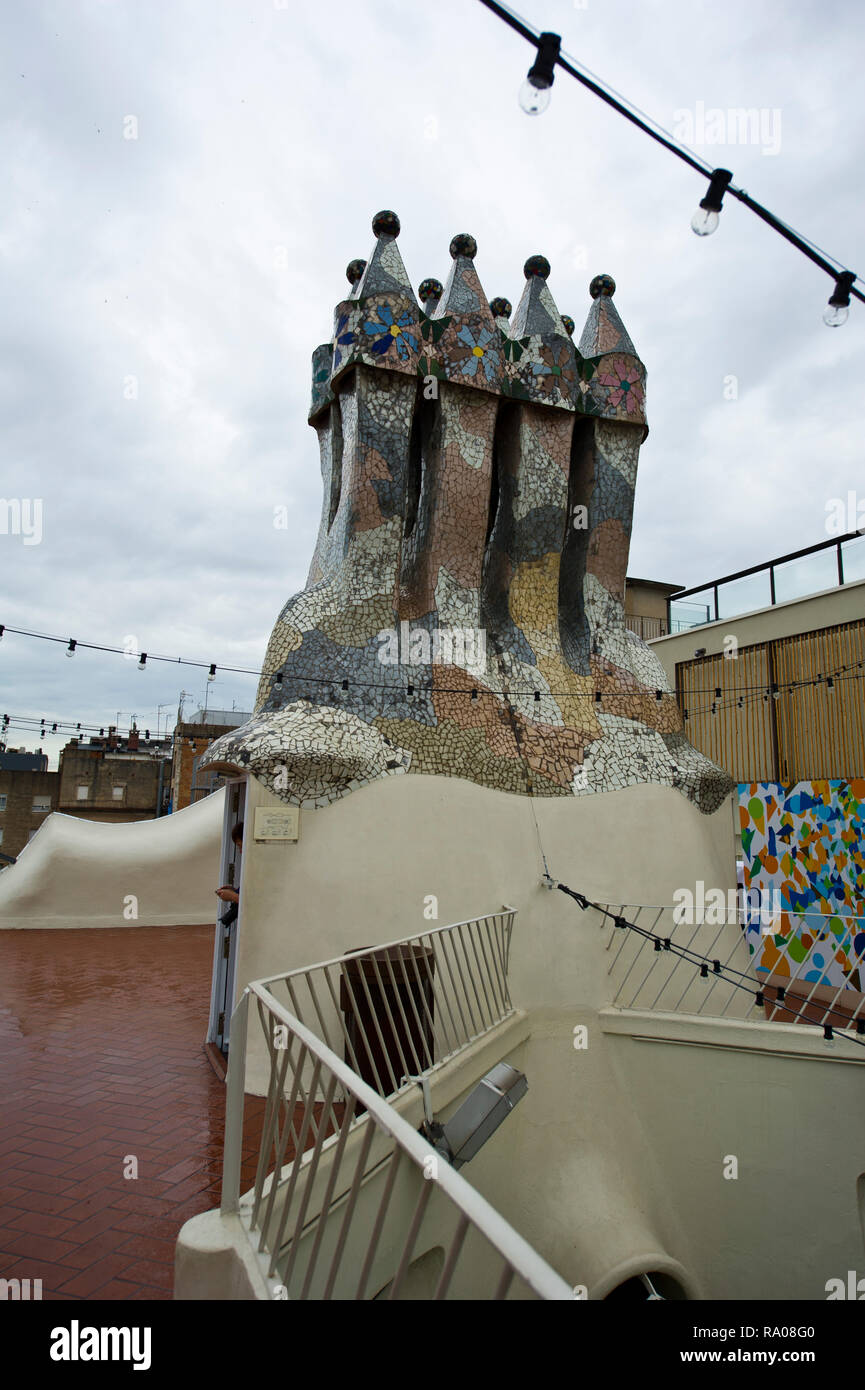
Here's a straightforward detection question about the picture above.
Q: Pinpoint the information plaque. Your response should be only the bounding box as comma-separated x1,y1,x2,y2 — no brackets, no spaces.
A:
253,806,300,841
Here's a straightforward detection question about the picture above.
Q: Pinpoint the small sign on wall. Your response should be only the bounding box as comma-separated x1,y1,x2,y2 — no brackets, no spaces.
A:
253,806,300,842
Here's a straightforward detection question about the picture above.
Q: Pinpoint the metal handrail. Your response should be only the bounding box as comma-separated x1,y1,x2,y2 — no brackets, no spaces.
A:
670,530,863,601
598,901,865,1032
220,968,573,1300
254,909,516,1106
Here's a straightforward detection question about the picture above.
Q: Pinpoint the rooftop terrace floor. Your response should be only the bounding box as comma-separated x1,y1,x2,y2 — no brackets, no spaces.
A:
0,924,263,1301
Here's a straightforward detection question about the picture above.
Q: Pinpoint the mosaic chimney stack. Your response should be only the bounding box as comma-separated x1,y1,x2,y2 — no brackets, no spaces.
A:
202,212,731,812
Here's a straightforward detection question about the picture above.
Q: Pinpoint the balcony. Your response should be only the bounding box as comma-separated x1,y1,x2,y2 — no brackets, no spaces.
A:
669,530,865,632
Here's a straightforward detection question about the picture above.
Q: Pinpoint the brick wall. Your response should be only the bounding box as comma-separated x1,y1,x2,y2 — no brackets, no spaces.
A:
0,770,60,858
169,724,232,810
57,746,170,821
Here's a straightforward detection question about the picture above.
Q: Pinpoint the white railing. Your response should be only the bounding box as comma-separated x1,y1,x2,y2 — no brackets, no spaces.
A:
599,902,865,1035
219,916,573,1300
255,909,516,1104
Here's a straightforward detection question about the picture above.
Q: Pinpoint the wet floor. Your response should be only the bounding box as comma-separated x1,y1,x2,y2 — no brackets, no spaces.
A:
0,924,263,1300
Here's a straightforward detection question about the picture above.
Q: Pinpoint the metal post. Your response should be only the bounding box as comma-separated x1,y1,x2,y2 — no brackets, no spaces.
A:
766,642,782,783
221,989,250,1214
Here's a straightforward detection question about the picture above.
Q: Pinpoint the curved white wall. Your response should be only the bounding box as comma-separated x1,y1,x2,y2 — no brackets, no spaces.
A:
0,791,223,928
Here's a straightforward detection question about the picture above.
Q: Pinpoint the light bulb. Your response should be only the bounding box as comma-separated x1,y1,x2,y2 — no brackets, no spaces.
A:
691,207,719,236
66,647,75,658
823,302,849,327
208,664,216,682
518,78,552,115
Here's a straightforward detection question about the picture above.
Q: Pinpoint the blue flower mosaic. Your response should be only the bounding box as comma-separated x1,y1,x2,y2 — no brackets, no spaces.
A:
363,305,418,361
455,325,500,384
332,311,356,371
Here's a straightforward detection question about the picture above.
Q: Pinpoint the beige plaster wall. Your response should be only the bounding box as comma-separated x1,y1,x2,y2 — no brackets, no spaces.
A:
179,774,865,1300
235,771,734,1016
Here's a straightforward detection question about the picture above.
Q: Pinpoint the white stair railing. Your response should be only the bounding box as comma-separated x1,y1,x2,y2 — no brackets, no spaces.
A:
600,902,865,1034
220,979,572,1300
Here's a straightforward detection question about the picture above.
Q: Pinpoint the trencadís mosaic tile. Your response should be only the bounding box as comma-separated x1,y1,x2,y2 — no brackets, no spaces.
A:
202,213,732,814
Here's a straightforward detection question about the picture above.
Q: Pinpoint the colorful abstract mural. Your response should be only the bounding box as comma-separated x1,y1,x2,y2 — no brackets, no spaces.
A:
738,780,865,990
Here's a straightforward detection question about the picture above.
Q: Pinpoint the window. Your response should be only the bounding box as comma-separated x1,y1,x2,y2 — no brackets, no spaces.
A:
76,785,89,801
0,794,6,811
112,786,125,801
0,828,4,846
32,796,51,814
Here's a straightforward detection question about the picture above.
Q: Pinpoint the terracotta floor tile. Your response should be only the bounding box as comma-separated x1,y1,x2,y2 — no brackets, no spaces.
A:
120,1283,170,1301
7,1210,76,1239
91,1278,144,1300
2,1231,81,1263
0,924,266,1302
161,1174,216,1202
12,1137,81,1161
1,1167,79,1196
116,1233,176,1263
65,1208,128,1243
110,1211,184,1241
0,1187,76,1217
20,1155,79,1178
56,1253,138,1298
114,1257,173,1291
157,1155,206,1184
60,1228,138,1269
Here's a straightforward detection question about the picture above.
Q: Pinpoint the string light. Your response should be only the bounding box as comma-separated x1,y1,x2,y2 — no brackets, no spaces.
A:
0,712,172,744
518,30,559,115
0,622,861,704
66,640,77,658
691,168,732,237
208,663,217,683
555,884,865,1050
477,0,863,325
823,272,855,328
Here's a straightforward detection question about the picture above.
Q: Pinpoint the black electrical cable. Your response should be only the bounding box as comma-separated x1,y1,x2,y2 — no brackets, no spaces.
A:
1,623,862,702
553,884,865,1048
476,0,863,304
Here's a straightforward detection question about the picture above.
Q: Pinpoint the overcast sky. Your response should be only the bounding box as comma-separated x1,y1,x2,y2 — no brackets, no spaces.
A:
1,0,862,767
